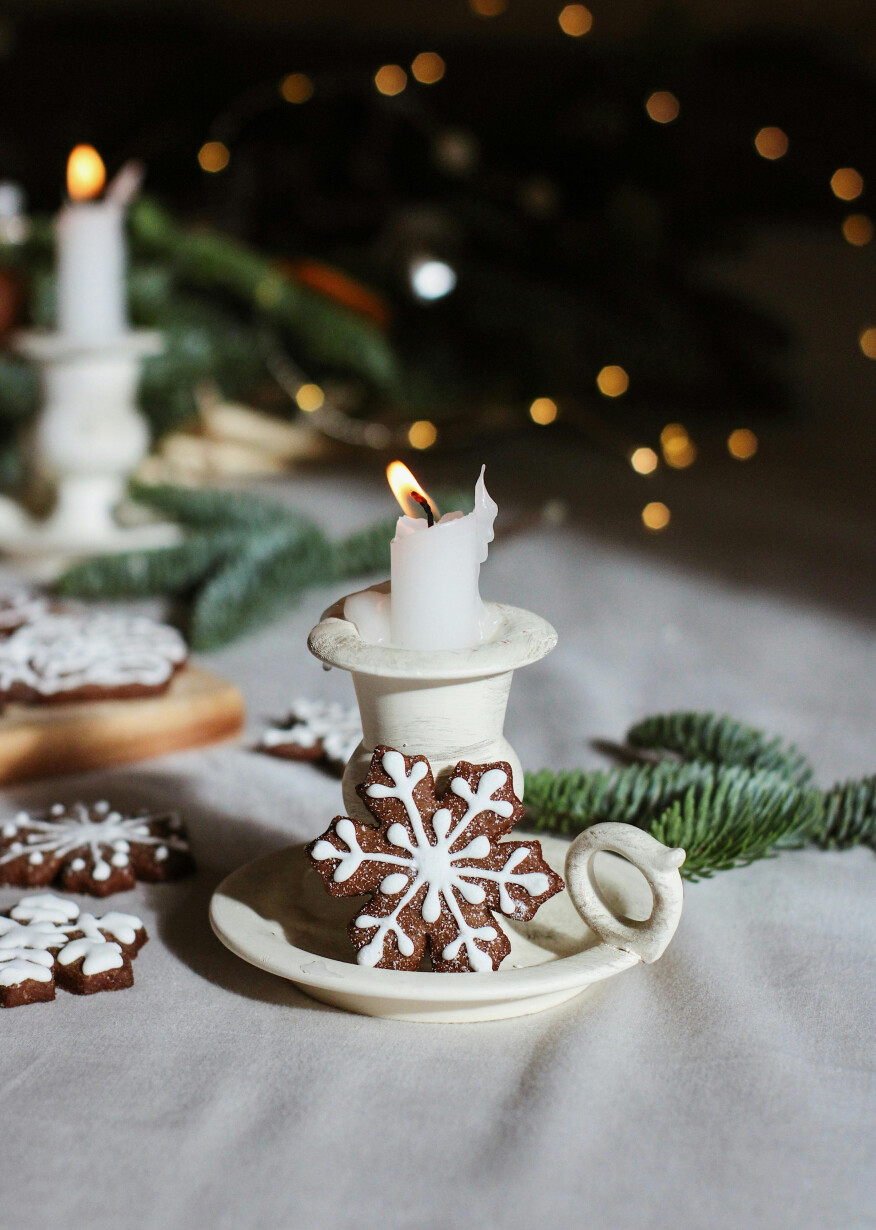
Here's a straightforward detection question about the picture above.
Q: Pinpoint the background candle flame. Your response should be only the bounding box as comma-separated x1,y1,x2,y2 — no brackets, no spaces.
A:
386,460,440,520
67,144,106,201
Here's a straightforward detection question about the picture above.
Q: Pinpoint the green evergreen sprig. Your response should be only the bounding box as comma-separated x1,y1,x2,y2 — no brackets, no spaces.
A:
55,483,392,652
524,711,874,878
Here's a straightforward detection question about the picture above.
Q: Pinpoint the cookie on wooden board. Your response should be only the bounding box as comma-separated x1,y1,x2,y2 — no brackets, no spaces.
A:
0,612,188,704
0,893,147,1007
308,746,564,973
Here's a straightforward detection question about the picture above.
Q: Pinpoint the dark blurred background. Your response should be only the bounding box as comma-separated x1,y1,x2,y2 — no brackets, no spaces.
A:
0,0,873,619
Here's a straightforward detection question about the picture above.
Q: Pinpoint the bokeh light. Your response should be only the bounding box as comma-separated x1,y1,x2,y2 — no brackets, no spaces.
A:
842,214,873,246
375,65,407,96
630,447,659,474
198,142,230,173
558,5,593,37
831,167,864,201
296,383,325,412
411,53,445,84
859,327,876,359
408,420,438,449
529,397,558,425
410,258,456,300
280,73,314,104
596,365,629,397
754,127,788,160
470,0,506,15
645,91,680,124
642,502,671,531
727,428,758,460
660,423,696,468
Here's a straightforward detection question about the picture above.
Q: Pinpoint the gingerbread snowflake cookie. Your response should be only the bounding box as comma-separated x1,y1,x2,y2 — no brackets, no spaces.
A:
258,699,361,774
308,746,564,972
0,893,147,1007
0,611,188,703
0,800,194,896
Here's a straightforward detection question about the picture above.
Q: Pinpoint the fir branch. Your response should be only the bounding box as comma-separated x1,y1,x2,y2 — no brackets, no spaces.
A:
626,711,814,785
523,760,822,880
55,532,241,599
813,776,876,850
523,761,717,836
650,772,823,879
129,197,398,392
190,523,331,651
332,518,395,579
126,482,295,531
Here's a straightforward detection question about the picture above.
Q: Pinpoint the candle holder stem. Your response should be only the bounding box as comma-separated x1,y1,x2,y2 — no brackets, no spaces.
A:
309,590,557,820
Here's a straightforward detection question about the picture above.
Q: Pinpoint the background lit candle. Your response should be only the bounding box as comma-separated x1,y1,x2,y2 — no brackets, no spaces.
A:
56,145,128,344
386,461,497,650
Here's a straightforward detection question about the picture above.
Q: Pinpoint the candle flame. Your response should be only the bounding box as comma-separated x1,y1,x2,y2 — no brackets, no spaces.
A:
386,461,440,520
67,145,106,201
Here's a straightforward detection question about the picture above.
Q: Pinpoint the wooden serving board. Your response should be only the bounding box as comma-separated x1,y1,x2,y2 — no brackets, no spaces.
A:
0,666,245,785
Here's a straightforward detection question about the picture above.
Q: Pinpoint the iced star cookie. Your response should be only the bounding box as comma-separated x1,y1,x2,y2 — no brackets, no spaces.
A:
258,699,361,774
0,892,147,1007
308,746,564,972
0,611,188,704
0,800,194,896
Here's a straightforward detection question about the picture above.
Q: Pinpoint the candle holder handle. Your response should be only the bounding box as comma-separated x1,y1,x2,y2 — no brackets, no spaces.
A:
564,822,685,964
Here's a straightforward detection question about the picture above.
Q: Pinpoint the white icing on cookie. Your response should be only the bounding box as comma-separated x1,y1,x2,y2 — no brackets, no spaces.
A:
260,699,362,766
0,585,52,632
0,894,144,987
0,802,189,883
313,750,549,972
0,612,187,696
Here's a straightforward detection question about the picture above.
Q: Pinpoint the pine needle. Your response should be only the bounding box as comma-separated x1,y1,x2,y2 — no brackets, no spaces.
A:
627,711,813,785
814,775,876,850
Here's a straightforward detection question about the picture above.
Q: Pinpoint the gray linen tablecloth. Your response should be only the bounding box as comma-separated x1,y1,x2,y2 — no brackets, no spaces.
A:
2,458,874,1230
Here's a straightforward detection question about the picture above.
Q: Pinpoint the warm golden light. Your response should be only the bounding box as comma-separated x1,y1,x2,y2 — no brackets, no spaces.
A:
470,0,506,15
408,420,438,449
558,5,593,36
387,460,439,518
727,428,758,460
67,145,106,201
630,446,658,475
831,167,864,201
645,91,679,124
859,327,876,359
296,383,325,412
280,73,314,104
754,127,788,160
375,65,407,96
642,502,670,531
663,436,697,469
529,397,558,425
660,422,687,447
411,52,445,84
198,141,230,173
596,365,629,397
842,214,873,246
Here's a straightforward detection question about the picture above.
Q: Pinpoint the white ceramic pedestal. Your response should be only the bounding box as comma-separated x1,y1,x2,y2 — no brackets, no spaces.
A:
0,331,180,577
308,589,558,818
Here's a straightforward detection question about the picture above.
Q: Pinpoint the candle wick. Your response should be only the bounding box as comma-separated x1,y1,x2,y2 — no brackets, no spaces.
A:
410,491,435,527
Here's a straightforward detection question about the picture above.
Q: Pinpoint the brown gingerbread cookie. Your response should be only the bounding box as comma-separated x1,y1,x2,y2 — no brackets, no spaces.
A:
308,746,564,972
0,892,147,1007
0,611,188,704
0,801,194,896
257,699,362,775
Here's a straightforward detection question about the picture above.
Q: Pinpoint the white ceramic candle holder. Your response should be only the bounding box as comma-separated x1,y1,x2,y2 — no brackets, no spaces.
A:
0,331,180,577
308,586,558,818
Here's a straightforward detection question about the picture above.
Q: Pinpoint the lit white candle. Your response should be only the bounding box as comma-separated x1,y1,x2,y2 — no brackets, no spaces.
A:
344,462,498,650
56,145,127,345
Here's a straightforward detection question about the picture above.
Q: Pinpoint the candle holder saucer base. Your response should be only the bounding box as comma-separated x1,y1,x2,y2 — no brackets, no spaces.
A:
209,824,685,1023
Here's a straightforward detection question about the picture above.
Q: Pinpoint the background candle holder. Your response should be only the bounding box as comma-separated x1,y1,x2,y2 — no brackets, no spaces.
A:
308,586,558,818
0,329,179,576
